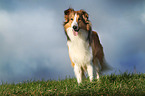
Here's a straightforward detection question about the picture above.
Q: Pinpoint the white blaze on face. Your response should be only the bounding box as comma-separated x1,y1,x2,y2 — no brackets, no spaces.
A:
71,13,78,36
71,13,78,27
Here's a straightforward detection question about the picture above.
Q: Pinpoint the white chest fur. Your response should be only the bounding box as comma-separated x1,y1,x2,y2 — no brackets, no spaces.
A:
67,28,93,67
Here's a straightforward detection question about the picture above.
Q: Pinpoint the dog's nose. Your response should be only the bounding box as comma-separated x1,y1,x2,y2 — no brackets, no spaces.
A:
73,25,78,31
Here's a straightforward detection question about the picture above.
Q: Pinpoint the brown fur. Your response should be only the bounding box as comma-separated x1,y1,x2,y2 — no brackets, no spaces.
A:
91,31,106,71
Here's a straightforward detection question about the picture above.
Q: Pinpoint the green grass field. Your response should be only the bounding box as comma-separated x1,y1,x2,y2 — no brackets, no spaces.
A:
0,73,145,96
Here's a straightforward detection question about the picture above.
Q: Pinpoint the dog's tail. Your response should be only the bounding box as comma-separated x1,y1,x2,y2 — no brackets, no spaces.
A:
99,57,113,72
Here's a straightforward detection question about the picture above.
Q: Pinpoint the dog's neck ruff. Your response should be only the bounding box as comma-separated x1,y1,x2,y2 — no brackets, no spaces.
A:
67,27,93,67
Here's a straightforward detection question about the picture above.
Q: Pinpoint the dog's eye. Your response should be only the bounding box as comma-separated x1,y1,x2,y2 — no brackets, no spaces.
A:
71,18,73,20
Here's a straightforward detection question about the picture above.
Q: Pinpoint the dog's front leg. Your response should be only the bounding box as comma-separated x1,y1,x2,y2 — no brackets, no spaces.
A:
74,64,82,84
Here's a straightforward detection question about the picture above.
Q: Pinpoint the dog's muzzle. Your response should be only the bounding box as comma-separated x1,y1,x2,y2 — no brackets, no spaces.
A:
72,25,79,36
73,25,80,32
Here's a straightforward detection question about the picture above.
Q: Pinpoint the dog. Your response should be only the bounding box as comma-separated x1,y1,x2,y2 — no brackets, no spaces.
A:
63,8,111,84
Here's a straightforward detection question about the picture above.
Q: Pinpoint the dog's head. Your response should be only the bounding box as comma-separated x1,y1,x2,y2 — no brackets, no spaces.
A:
63,8,91,36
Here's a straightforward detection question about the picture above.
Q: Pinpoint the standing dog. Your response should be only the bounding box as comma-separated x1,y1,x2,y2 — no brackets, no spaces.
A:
63,8,110,84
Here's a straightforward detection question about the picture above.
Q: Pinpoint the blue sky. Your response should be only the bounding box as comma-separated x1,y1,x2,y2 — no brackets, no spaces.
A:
0,0,145,83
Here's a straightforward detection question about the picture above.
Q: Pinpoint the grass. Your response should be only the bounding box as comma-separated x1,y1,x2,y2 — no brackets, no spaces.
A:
0,73,145,96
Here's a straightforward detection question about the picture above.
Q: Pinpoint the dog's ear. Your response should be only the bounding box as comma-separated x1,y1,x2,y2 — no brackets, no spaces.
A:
80,10,89,23
80,10,91,31
64,8,74,22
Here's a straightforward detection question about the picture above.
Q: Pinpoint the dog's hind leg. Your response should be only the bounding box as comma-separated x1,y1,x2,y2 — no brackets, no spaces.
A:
93,58,101,80
82,69,86,79
87,63,93,82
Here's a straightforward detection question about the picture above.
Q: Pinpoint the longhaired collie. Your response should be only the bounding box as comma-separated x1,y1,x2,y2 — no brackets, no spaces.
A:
63,8,111,84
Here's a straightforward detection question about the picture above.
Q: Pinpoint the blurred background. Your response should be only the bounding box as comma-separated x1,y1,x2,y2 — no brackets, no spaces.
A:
0,0,145,84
